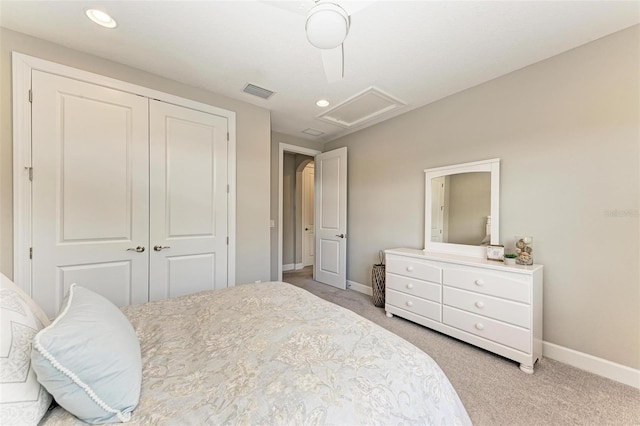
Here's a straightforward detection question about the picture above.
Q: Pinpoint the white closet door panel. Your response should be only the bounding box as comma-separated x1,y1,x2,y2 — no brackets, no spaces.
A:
149,100,228,300
61,96,132,241
166,254,216,298
31,70,149,318
166,118,215,237
58,261,133,308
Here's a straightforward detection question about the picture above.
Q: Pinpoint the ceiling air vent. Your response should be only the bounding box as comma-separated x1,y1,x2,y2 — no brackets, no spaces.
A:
242,83,275,99
302,128,325,136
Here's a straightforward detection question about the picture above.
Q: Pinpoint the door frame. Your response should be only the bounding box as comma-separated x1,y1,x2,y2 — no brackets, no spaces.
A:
12,52,237,295
277,143,321,281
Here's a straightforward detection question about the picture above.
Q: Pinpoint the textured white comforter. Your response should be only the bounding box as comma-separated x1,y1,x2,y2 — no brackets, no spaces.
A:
42,282,470,425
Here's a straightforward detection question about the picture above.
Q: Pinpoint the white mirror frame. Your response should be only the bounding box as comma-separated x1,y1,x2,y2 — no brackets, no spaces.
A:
424,158,500,258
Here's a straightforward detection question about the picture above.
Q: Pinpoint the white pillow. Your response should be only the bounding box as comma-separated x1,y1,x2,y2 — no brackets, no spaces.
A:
0,273,53,425
31,284,142,424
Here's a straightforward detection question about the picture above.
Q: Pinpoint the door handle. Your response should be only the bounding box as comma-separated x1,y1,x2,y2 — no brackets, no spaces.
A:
153,245,171,252
127,246,145,253
335,234,345,238
305,228,309,231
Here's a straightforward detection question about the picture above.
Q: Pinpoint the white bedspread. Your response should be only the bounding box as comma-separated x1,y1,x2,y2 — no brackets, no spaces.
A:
42,282,470,425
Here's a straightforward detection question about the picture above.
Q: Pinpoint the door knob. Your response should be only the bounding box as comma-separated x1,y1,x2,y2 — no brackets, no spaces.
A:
305,228,309,231
335,234,345,238
153,245,171,252
127,246,145,253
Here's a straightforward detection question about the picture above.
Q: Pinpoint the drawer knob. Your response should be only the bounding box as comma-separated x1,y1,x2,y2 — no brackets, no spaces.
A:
406,266,414,272
475,301,485,309
475,323,485,330
475,279,485,286
406,301,413,307
406,283,414,289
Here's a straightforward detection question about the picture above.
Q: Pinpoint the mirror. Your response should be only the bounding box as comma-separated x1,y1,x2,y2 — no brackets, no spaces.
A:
424,158,500,257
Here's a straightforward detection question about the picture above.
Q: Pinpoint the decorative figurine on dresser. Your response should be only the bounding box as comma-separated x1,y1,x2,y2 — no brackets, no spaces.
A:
385,159,543,374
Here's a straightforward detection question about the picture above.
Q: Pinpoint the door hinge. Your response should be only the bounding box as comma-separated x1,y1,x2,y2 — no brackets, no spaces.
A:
226,237,229,245
227,132,229,141
227,184,230,193
26,167,33,181
29,247,33,259
28,89,32,103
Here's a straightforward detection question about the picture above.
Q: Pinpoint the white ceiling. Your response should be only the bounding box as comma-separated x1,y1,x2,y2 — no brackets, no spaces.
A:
1,1,638,143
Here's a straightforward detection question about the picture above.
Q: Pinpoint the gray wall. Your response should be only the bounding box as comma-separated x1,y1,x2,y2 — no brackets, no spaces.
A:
325,26,640,369
270,132,324,280
0,28,272,285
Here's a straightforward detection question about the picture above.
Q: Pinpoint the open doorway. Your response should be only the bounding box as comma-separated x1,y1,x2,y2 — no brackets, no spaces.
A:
282,154,314,273
277,143,321,281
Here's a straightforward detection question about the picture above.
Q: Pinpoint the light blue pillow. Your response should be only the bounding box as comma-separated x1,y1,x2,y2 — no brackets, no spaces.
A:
31,284,141,424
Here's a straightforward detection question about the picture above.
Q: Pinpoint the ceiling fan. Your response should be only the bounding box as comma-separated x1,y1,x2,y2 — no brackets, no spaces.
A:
264,1,372,82
305,1,351,82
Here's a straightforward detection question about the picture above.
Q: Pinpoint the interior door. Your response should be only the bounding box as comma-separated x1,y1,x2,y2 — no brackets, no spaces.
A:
302,163,315,267
314,147,347,289
148,100,228,300
31,70,149,317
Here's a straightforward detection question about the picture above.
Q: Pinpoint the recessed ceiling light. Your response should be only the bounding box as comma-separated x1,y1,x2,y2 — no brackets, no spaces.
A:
85,9,117,29
316,99,330,107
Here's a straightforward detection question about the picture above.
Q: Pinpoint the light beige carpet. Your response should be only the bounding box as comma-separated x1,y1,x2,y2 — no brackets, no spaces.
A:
283,268,640,426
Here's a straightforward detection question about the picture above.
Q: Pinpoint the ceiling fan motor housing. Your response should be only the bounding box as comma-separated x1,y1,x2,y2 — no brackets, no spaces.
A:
305,3,350,49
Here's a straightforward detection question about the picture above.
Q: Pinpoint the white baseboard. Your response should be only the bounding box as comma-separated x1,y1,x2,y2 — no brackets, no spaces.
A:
345,280,638,389
347,280,372,296
543,342,639,389
283,263,307,272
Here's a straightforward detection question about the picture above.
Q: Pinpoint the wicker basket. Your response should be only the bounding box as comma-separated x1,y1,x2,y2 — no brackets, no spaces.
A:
372,251,386,308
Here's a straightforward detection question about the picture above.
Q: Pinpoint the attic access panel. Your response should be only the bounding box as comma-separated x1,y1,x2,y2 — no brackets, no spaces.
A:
317,87,406,129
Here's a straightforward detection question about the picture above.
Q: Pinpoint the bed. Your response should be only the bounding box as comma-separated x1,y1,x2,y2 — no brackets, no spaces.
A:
33,281,469,425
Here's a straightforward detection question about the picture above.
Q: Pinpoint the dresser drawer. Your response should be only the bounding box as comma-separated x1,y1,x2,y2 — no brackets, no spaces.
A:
386,289,441,322
443,287,530,328
387,274,441,303
387,255,442,283
443,306,530,353
443,268,530,303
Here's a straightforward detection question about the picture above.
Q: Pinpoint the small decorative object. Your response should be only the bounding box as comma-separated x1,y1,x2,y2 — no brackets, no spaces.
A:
515,236,533,265
371,251,386,308
486,244,505,261
504,253,517,266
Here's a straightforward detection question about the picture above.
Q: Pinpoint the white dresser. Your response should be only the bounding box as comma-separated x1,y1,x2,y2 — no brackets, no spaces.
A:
385,248,543,373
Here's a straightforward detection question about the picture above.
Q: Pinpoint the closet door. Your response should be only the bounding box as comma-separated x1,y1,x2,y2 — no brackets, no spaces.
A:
31,71,149,318
149,100,228,300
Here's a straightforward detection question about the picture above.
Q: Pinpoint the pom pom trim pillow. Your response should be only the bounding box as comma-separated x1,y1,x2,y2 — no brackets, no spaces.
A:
0,273,53,426
32,284,142,424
